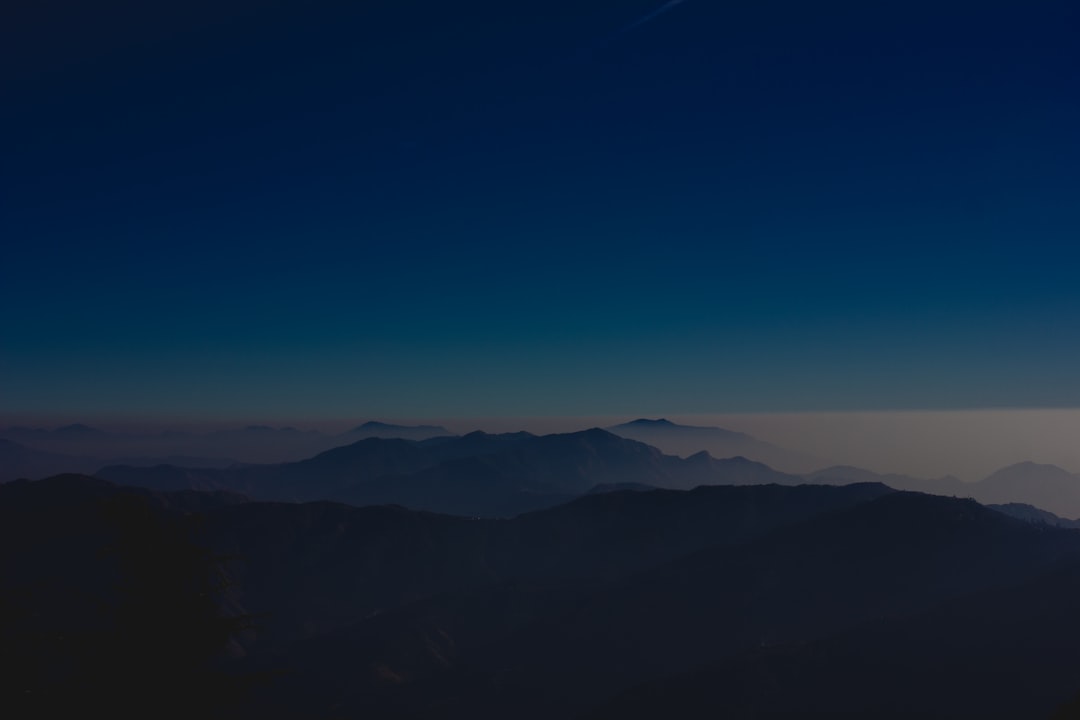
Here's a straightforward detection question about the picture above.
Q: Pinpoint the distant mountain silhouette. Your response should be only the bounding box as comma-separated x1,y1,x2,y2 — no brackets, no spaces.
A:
973,461,1080,518
806,463,971,496
43,421,1080,522
0,438,97,481
98,429,806,516
349,421,452,439
197,481,895,714
989,502,1080,529
612,417,750,436
607,418,822,472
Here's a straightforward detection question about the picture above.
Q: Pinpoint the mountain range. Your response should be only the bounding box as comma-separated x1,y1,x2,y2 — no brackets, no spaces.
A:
95,429,801,517
7,474,1080,719
606,417,823,471
9,420,1080,519
348,421,452,439
0,417,811,476
90,429,1080,520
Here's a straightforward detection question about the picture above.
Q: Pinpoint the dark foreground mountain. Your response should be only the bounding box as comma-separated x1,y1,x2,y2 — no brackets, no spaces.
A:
201,481,893,660
591,558,1080,720
0,476,251,720
215,488,1080,719
11,474,1080,719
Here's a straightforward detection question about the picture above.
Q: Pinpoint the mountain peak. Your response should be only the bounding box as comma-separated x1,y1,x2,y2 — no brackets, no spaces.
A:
986,461,1075,480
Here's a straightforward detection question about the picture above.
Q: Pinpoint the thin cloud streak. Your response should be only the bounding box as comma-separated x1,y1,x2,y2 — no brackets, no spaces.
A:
615,0,689,36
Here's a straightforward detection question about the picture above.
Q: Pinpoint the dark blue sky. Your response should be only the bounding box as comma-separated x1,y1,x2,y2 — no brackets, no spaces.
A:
4,0,1079,421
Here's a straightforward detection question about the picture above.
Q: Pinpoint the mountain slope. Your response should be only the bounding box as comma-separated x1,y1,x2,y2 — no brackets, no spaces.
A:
973,461,1080,518
11,474,1080,719
806,463,972,496
592,559,1080,719
98,429,806,516
608,418,822,472
464,492,1080,718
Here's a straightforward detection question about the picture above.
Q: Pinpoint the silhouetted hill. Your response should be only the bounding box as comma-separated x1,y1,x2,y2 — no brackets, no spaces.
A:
503,482,896,584
974,462,1080,518
349,421,452,439
472,492,1080,718
204,483,894,716
806,463,971,496
608,418,822,472
11,474,1080,719
99,432,541,511
86,430,1078,523
684,451,798,486
611,417,751,439
0,475,251,719
990,502,1080,529
204,481,895,659
99,429,806,516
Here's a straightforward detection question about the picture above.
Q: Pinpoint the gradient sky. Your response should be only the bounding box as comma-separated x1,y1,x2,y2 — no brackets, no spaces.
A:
4,0,1080,421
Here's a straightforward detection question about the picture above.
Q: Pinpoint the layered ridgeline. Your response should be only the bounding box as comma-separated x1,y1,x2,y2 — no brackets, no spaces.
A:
7,475,1080,719
1,418,808,477
347,421,452,440
606,417,823,472
10,421,1080,520
0,422,453,477
95,428,1080,520
806,462,1080,520
97,429,799,516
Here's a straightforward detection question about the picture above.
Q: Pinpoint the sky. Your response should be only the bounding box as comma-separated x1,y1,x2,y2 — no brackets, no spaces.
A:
4,0,1080,422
